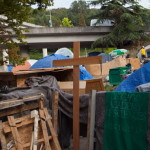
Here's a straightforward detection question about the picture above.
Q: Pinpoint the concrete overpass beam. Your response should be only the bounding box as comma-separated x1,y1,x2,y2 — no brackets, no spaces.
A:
42,48,48,57
20,45,30,59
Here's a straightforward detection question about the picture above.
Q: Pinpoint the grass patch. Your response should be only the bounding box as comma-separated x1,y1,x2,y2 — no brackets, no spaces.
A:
105,83,118,91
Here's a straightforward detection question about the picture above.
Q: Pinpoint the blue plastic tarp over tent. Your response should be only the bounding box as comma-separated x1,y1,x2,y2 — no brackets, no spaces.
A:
88,52,100,57
30,54,94,80
115,62,150,92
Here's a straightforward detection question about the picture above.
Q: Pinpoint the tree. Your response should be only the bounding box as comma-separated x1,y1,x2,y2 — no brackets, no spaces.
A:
79,11,86,26
60,18,73,27
90,0,148,48
55,17,61,27
69,0,89,26
0,0,53,65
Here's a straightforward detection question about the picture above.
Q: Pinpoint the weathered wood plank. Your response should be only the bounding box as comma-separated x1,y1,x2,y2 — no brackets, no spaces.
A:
8,116,23,150
53,56,102,67
0,120,7,150
43,108,61,150
52,91,59,133
39,109,51,150
23,136,52,148
0,94,44,110
0,103,39,118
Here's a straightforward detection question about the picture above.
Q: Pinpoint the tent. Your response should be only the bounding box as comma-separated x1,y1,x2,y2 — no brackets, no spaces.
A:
55,47,73,58
115,62,150,92
88,52,100,57
8,59,37,72
98,53,113,63
30,54,94,80
137,45,150,58
109,49,128,57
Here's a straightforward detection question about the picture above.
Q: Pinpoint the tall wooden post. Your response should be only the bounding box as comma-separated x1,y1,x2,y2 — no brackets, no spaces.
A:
73,42,80,150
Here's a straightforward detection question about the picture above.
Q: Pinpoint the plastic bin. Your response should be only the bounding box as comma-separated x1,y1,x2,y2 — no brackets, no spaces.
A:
109,67,128,85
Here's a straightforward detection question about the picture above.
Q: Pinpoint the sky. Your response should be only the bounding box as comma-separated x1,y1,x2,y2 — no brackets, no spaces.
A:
50,0,149,9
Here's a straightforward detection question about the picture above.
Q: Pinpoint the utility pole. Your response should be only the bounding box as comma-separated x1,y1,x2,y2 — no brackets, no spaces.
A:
49,9,52,27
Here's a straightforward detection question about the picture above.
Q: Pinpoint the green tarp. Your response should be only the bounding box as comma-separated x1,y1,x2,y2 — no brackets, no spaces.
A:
104,92,148,150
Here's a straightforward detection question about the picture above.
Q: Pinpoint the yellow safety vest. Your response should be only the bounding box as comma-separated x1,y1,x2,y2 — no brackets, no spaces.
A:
141,48,146,55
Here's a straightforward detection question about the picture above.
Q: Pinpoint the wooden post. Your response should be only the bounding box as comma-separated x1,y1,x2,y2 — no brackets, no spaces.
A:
52,91,59,133
73,42,80,150
53,42,102,150
31,110,39,150
87,90,96,150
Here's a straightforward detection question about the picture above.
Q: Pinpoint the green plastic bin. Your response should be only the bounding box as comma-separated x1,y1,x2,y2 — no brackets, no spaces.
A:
109,67,128,85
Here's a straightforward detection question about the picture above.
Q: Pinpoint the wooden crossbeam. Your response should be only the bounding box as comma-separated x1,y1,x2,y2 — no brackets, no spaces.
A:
52,91,59,132
53,56,102,67
0,94,44,110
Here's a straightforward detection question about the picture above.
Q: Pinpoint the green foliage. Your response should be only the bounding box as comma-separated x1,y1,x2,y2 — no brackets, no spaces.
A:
105,83,118,91
30,49,43,60
0,0,53,66
8,47,27,66
91,0,149,48
60,18,73,27
29,1,99,27
79,11,86,26
55,17,61,27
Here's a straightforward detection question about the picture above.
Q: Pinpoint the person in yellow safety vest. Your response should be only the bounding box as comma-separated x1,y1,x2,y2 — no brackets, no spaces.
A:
141,46,146,59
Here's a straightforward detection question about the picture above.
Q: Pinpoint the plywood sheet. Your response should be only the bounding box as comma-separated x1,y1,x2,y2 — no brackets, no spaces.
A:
85,56,127,76
102,55,127,75
58,81,86,95
126,58,140,71
85,78,105,94
85,64,101,76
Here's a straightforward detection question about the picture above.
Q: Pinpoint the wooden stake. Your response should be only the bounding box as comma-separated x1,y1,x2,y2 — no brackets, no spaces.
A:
31,110,39,150
52,91,59,133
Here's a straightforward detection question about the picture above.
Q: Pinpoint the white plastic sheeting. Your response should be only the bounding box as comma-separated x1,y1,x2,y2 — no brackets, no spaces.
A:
55,47,73,58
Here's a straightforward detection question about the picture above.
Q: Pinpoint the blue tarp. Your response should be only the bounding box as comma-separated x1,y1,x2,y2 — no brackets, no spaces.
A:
115,62,150,92
88,52,100,57
30,54,94,80
8,64,13,72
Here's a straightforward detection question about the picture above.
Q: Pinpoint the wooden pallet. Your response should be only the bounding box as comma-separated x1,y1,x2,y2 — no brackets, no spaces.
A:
0,92,61,150
0,108,61,150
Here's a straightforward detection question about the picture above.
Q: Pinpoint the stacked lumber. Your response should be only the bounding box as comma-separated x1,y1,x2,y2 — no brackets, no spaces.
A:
0,93,61,150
